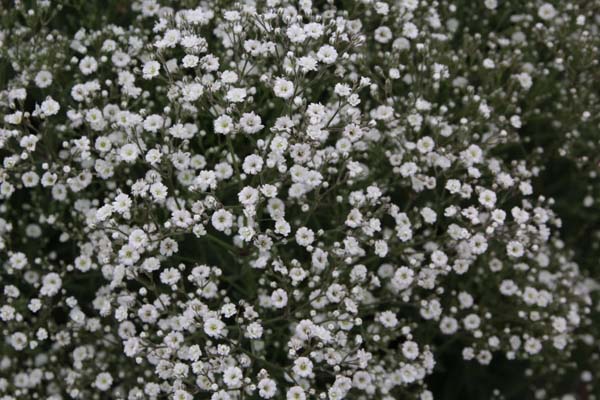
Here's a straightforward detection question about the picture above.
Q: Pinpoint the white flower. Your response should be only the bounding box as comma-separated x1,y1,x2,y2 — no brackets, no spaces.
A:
40,97,60,116
420,207,437,224
378,311,398,328
304,22,324,38
399,364,418,383
159,238,178,256
238,186,259,206
204,317,225,337
141,257,161,272
119,143,139,163
515,72,533,90
295,227,314,247
161,29,181,47
211,209,234,232
524,338,542,354
138,304,158,323
214,115,234,135
431,250,448,267
273,78,294,99
374,26,393,43
112,193,132,213
195,170,217,191
226,87,247,103
239,112,263,134
22,171,39,187
258,378,277,398
316,45,338,64
169,123,195,139
142,60,161,79
10,332,27,350
0,305,15,321
298,56,318,72
478,189,497,208
416,136,435,153
463,314,481,330
144,114,164,132
223,366,243,388
440,316,459,335
242,154,264,175
94,372,113,391
286,24,306,43
286,386,306,400
74,255,92,272
35,70,53,88
292,357,313,377
506,241,524,258
245,322,264,339
182,54,199,68
392,266,414,291
160,267,181,285
79,56,98,75
500,280,518,296
403,21,419,39
538,3,557,20
275,219,291,236
402,341,420,360
484,0,497,10
174,390,193,400
270,288,288,308
40,272,62,297
150,182,168,201
0,2,594,397
469,234,489,255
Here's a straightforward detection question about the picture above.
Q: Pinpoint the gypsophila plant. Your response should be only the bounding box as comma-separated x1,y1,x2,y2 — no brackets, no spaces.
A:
0,0,599,399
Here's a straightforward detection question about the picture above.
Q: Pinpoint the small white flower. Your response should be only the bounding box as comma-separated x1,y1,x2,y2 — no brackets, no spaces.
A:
538,3,557,20
223,366,243,388
273,78,294,99
160,267,181,285
10,332,27,351
484,0,497,10
214,115,234,135
377,311,398,328
226,87,247,103
35,70,53,88
402,341,420,360
238,186,259,206
22,171,40,187
270,288,288,308
239,112,263,134
258,378,277,398
79,56,98,75
506,240,524,258
211,209,234,232
203,317,225,337
40,97,60,116
142,60,161,79
144,114,164,132
119,143,139,163
478,189,497,209
295,227,314,247
94,372,113,391
286,386,306,400
292,357,313,377
242,154,264,175
40,272,62,297
316,45,338,64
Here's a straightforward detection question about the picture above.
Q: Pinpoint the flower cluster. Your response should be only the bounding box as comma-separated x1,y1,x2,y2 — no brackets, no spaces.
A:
0,0,598,399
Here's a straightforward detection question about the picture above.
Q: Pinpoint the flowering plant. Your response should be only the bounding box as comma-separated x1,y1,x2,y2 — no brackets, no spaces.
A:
0,0,598,399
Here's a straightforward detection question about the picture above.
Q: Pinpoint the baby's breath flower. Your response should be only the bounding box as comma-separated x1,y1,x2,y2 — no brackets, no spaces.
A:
0,1,596,399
